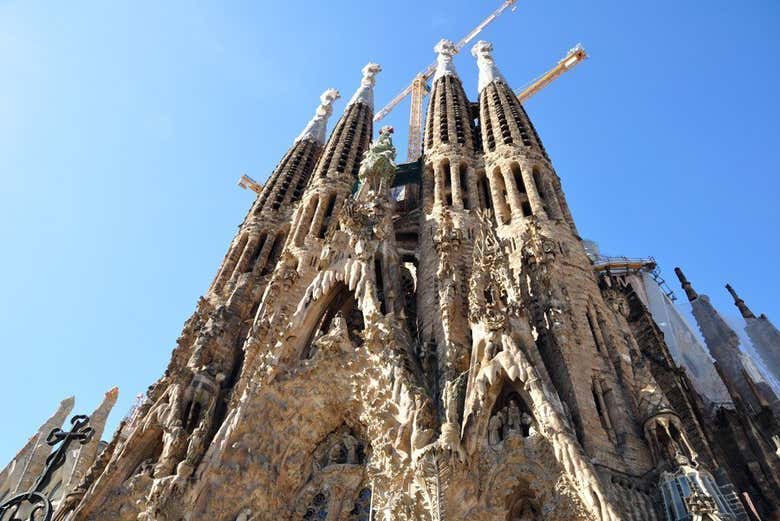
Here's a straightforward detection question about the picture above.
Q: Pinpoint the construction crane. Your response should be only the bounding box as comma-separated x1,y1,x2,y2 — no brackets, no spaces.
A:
374,0,519,161
515,44,588,102
238,174,263,194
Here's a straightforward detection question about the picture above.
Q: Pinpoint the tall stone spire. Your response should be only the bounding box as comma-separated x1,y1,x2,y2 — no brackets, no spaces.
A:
674,267,770,413
726,284,780,386
211,90,341,297
725,283,756,319
289,63,380,247
295,88,341,145
423,39,476,163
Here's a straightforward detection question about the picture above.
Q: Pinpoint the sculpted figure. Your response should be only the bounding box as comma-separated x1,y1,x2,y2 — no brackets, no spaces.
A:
484,340,499,361
507,399,522,434
521,412,534,437
442,380,460,426
342,434,359,464
183,422,207,467
155,419,185,477
488,411,503,446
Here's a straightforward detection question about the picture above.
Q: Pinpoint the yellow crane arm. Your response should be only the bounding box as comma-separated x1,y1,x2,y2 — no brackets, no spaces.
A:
515,44,587,103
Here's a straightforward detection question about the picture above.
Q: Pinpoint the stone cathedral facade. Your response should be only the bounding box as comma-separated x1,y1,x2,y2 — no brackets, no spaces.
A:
11,40,780,520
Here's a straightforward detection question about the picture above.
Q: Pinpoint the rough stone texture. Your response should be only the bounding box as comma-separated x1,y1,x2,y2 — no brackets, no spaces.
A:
9,41,776,521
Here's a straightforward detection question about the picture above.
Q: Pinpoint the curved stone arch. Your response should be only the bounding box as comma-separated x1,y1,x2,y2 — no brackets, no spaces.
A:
287,257,383,358
462,342,622,521
467,370,538,452
457,460,552,520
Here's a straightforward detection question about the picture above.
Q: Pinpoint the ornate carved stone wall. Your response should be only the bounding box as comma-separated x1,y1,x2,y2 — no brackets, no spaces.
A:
20,39,778,521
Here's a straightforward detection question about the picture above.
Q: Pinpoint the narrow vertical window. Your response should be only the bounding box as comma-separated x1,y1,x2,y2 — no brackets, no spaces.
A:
262,233,286,275
443,159,452,207
296,196,319,246
245,234,267,273
477,172,492,210
317,194,337,238
459,163,469,209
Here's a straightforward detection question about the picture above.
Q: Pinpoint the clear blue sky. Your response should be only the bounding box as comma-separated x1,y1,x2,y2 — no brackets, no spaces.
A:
1,0,778,463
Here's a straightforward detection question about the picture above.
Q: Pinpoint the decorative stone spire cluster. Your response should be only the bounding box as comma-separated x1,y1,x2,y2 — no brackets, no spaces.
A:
29,37,780,521
295,88,341,144
674,267,775,413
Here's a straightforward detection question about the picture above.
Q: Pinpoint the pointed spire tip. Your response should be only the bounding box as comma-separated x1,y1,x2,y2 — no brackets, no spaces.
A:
471,40,506,93
347,63,381,109
725,283,755,319
295,88,342,144
674,267,699,302
433,39,458,81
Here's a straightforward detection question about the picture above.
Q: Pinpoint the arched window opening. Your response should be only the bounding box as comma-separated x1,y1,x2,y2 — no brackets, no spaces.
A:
510,163,526,194
262,233,286,275
459,163,470,209
477,172,492,210
245,234,267,273
532,168,549,214
183,401,203,434
318,194,337,239
488,387,535,446
304,283,365,358
296,196,319,245
490,167,509,224
442,160,453,207
521,201,533,217
401,263,418,339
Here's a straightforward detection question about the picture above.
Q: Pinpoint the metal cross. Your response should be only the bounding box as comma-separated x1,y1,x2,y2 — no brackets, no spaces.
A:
0,415,94,521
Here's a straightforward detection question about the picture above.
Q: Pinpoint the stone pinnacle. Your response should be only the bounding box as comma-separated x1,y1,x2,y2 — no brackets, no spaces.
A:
725,284,756,319
674,267,699,302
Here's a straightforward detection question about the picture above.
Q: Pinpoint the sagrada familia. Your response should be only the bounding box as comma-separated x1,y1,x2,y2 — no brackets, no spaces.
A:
3,40,780,521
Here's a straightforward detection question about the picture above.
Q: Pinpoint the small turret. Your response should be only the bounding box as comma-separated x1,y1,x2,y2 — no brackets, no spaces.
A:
725,283,756,319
